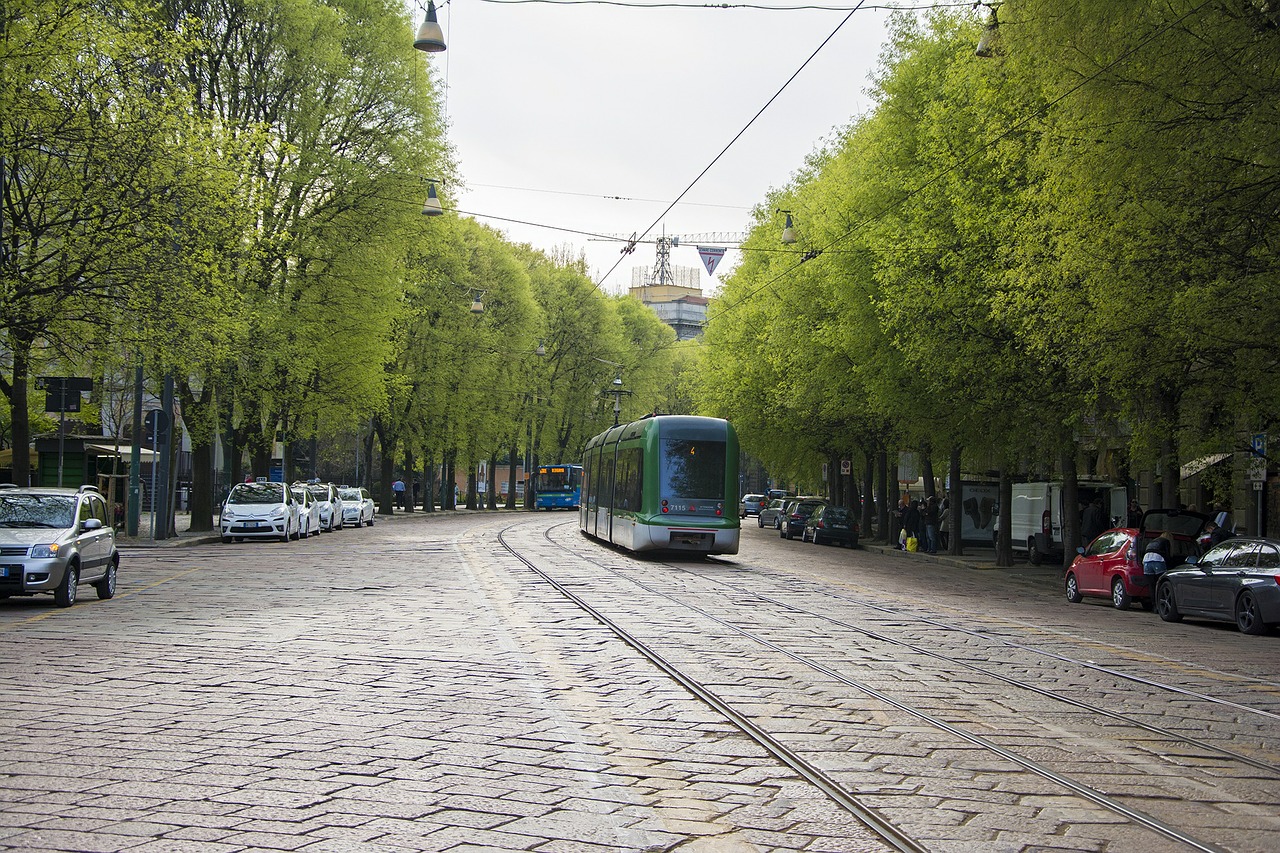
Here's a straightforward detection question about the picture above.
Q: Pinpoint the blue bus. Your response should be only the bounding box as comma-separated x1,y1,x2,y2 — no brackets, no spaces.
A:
533,464,583,510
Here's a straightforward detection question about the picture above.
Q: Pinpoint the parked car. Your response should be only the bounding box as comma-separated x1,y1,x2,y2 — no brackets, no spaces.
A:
780,499,825,540
221,480,299,543
1064,509,1208,610
339,487,375,527
0,484,118,607
1155,537,1280,635
802,505,858,547
758,498,790,528
739,494,766,518
302,481,344,531
291,486,321,538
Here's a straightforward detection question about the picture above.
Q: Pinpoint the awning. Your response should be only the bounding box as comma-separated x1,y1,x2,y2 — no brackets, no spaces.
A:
1180,452,1232,479
84,443,160,463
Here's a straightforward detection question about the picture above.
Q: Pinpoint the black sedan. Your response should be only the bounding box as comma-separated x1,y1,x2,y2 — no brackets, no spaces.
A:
1154,537,1280,635
780,499,825,540
802,505,858,547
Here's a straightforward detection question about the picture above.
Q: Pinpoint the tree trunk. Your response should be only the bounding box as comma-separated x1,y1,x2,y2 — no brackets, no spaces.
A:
506,442,519,509
1061,449,1080,569
861,452,875,542
488,452,499,509
996,468,1014,567
466,464,478,510
948,445,963,556
402,448,415,513
8,339,32,485
921,449,936,498
188,440,215,531
876,448,889,543
444,451,456,510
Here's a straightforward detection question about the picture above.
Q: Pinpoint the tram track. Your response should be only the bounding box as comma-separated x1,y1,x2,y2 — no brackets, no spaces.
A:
495,517,1279,852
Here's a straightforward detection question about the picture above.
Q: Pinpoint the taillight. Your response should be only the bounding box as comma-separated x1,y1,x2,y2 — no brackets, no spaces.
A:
715,503,723,516
661,500,669,514
1041,509,1051,536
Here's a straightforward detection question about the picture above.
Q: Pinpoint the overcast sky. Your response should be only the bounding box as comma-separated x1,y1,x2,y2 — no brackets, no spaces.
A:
417,0,908,295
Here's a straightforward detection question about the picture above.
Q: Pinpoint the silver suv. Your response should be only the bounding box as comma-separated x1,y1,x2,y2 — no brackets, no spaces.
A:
0,484,119,607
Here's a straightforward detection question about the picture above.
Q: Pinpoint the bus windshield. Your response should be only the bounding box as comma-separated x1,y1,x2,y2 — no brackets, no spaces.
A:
536,466,581,493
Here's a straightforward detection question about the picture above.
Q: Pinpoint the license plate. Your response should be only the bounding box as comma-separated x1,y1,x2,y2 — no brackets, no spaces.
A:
0,565,14,577
244,520,260,528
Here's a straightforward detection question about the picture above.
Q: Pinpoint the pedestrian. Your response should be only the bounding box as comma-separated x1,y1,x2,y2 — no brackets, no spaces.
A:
412,478,421,508
392,476,406,510
939,498,951,551
922,495,940,554
1081,496,1108,544
1142,535,1171,598
896,494,910,549
904,499,922,552
1126,498,1142,529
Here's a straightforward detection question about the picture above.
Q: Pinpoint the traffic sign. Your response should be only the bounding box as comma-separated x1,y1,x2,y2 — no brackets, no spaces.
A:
37,377,92,412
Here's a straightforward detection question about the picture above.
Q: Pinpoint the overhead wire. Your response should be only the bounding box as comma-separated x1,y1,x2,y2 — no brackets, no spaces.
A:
594,0,870,288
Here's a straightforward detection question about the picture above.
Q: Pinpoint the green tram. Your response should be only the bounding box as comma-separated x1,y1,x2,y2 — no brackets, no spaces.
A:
580,415,740,555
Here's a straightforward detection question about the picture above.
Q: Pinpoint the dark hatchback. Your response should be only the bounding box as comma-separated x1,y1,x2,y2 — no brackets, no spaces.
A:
802,505,858,547
1155,537,1280,635
780,499,825,540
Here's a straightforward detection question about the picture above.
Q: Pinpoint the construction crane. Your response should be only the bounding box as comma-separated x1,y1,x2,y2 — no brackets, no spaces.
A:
597,229,748,288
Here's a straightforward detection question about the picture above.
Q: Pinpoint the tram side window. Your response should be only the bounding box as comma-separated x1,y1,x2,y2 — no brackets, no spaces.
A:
598,446,615,509
582,456,593,509
614,448,643,511
661,439,726,499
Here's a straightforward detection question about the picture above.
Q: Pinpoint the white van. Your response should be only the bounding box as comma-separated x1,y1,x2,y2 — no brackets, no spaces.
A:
1008,481,1129,565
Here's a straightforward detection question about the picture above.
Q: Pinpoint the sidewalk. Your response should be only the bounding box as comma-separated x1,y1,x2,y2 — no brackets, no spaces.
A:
115,505,520,548
861,540,1020,571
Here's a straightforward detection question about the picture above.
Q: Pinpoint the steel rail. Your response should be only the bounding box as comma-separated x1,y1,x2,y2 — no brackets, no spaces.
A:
495,525,928,853
657,562,1280,777
527,522,1233,853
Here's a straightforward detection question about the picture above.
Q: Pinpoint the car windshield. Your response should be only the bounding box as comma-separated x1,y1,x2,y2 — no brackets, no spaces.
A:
307,486,330,501
229,483,284,504
0,493,76,528
291,489,308,503
340,489,361,501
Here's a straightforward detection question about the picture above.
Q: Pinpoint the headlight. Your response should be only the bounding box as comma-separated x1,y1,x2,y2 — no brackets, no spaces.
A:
270,508,286,519
31,543,60,559
222,507,236,520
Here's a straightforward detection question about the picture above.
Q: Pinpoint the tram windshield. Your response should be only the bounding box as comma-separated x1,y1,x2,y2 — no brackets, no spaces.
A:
660,439,726,499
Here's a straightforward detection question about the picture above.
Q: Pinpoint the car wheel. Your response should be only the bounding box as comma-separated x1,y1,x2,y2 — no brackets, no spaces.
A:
1065,572,1083,604
757,516,764,528
94,558,118,600
1236,590,1268,635
1111,577,1130,610
280,522,291,543
54,562,78,608
221,535,233,544
1155,581,1181,622
291,522,302,541
367,515,375,526
1028,539,1042,566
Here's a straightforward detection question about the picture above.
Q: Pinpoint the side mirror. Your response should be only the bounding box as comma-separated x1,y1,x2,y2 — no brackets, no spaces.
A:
1184,555,1199,567
82,518,103,532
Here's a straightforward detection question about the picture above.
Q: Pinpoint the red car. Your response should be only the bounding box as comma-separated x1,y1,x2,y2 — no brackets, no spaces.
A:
1064,509,1208,610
